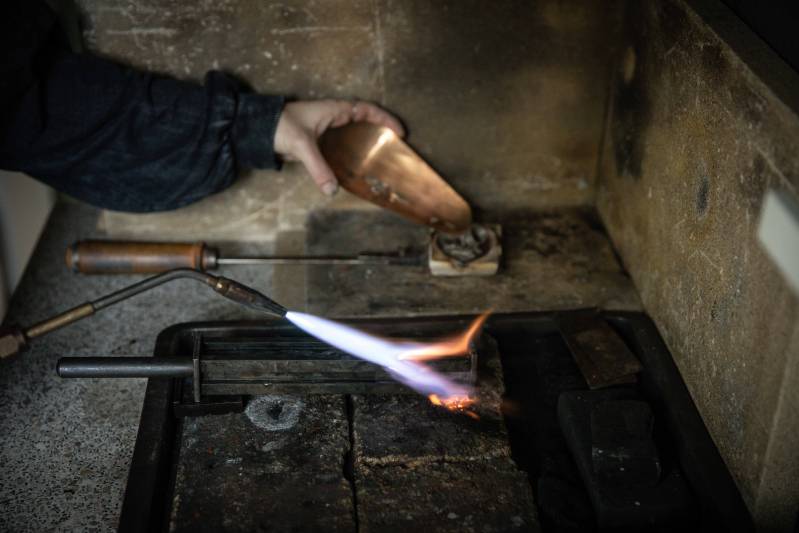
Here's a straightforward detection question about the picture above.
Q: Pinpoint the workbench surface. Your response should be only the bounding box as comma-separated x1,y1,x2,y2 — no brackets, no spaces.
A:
0,201,640,531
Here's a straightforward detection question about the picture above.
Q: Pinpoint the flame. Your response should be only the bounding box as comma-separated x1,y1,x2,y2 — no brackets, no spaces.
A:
397,312,489,361
285,311,490,414
429,394,480,419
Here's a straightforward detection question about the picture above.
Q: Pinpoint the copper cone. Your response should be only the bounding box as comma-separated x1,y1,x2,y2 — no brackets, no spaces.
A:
320,122,472,234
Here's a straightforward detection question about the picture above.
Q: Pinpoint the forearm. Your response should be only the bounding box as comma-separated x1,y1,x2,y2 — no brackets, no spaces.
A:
0,45,284,212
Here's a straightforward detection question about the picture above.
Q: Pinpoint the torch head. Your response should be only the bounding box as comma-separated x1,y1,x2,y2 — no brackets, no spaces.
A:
211,277,287,317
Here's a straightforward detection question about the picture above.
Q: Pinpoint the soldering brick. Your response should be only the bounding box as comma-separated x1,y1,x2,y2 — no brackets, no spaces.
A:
356,458,540,533
352,334,511,466
169,395,353,532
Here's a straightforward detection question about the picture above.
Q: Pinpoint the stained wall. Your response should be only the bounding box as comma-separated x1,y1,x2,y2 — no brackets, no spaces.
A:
597,1,799,528
73,0,619,240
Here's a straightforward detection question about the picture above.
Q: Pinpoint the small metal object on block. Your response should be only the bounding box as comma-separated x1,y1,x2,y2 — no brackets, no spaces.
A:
428,224,502,276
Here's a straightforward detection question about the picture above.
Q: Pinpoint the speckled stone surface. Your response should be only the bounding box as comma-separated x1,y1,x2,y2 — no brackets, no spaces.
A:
0,201,281,532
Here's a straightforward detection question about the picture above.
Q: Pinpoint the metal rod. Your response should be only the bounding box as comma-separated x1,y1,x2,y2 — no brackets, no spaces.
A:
217,253,423,266
57,357,193,378
219,257,373,265
91,268,214,310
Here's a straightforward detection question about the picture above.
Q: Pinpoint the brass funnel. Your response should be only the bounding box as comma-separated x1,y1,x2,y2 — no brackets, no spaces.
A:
320,122,472,233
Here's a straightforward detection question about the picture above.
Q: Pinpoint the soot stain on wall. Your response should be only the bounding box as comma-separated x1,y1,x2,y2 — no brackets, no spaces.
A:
599,0,799,526
611,1,652,181
695,174,710,217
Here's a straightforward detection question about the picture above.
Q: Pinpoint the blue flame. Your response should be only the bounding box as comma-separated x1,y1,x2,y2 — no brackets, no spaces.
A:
285,311,472,400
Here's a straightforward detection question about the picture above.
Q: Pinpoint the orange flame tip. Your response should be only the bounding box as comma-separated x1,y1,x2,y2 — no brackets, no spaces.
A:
428,393,476,414
398,312,490,362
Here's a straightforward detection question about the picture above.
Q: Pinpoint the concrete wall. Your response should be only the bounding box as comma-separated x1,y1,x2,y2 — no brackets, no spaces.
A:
73,0,619,240
596,0,799,528
0,172,56,318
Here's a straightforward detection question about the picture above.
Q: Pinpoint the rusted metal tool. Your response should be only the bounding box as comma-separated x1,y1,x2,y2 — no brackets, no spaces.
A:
66,240,423,274
320,122,473,234
557,310,642,389
0,269,286,360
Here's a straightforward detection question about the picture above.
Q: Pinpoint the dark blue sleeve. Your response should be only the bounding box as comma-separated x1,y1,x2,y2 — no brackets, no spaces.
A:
0,5,284,212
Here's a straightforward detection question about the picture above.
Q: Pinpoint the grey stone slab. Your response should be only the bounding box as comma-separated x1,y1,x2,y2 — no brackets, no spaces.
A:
169,395,353,532
352,334,510,467
356,459,540,533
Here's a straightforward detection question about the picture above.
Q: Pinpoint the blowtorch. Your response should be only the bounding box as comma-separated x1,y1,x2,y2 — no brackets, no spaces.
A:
0,269,286,360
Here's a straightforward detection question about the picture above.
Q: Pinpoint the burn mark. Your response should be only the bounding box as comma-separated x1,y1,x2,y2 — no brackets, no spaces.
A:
343,395,360,532
696,175,710,216
245,395,304,431
700,43,727,79
611,3,652,180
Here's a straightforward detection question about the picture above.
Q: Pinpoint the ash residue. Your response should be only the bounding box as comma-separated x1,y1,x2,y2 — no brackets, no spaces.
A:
436,225,491,264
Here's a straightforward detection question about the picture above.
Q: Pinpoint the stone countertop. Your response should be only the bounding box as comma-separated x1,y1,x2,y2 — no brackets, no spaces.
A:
0,201,280,532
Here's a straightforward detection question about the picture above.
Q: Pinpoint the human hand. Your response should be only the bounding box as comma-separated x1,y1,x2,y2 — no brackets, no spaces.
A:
274,100,405,196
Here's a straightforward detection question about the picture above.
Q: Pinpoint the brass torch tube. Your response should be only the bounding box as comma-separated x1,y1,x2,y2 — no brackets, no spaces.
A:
23,269,286,343
24,303,95,339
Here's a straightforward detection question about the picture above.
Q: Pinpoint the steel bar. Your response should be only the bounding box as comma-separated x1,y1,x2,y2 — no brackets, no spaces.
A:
57,357,193,378
217,253,422,266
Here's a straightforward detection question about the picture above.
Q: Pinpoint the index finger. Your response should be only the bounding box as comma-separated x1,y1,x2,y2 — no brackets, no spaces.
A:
352,101,406,138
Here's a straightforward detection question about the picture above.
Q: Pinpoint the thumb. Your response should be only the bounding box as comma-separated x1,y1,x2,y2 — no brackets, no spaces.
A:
295,137,339,196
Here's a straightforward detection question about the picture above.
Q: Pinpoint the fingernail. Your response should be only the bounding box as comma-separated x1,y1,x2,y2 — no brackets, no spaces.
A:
322,182,339,196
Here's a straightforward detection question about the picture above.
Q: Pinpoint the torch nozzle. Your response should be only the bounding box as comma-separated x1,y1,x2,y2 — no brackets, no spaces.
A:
210,277,287,317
